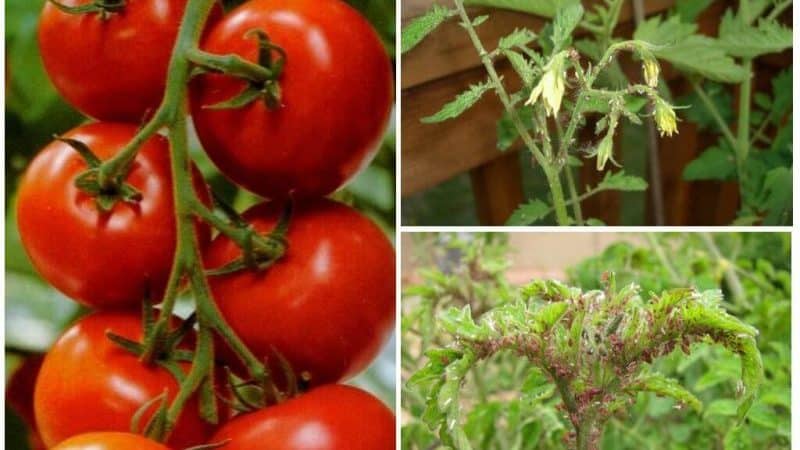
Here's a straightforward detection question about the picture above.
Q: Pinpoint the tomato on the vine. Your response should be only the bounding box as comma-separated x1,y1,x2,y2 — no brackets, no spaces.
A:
204,199,395,385
38,0,221,121
210,384,395,449
51,432,169,450
16,122,210,308
190,0,394,199
34,312,215,449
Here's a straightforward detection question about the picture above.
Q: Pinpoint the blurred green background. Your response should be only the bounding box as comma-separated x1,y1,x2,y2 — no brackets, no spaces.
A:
5,1,396,448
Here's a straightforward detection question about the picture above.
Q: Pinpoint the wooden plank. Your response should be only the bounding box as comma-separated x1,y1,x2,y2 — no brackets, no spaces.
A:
401,61,520,195
401,0,676,89
469,151,524,225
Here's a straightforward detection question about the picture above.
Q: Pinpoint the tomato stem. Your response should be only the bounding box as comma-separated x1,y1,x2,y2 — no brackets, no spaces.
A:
123,0,273,440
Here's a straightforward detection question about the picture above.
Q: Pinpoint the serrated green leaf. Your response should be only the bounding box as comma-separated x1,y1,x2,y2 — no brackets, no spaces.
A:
758,167,791,226
498,28,537,50
439,306,492,340
683,146,738,181
634,373,703,413
421,81,492,124
596,171,648,192
504,50,535,85
532,302,568,332
401,5,453,53
718,12,792,58
634,16,747,83
506,199,551,225
550,3,583,52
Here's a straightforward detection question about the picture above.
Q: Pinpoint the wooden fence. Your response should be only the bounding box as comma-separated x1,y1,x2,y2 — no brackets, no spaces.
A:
401,0,790,225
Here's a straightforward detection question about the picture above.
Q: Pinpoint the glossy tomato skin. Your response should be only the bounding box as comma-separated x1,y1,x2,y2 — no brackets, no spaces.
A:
17,122,209,308
190,0,393,199
38,0,221,121
204,199,395,385
34,312,215,449
211,385,395,450
51,432,169,450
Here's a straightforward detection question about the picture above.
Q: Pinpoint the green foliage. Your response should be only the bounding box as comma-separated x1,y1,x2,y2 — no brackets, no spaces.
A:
717,12,792,59
633,15,747,83
403,233,789,450
421,80,493,124
506,199,550,226
401,5,454,53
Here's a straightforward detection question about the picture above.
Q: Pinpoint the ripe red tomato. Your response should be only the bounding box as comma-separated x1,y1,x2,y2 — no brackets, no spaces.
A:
34,312,215,449
6,356,46,450
51,432,169,450
204,199,395,385
16,122,209,308
38,0,221,121
210,384,395,449
190,0,394,199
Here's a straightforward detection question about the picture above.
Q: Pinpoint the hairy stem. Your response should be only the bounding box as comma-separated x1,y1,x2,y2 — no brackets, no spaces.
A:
452,0,570,225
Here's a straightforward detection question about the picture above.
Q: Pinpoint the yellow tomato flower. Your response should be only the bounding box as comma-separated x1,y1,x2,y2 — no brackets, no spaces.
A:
526,52,567,117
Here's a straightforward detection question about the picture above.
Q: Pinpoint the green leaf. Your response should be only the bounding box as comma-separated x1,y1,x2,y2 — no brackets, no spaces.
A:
464,0,579,17
758,167,792,226
675,0,714,21
506,199,551,225
496,106,533,151
504,50,535,85
421,81,492,124
550,3,583,52
718,12,792,58
633,373,703,413
683,146,738,181
532,302,568,332
470,14,489,27
439,306,493,340
634,16,747,83
498,28,537,50
596,171,648,192
401,5,453,53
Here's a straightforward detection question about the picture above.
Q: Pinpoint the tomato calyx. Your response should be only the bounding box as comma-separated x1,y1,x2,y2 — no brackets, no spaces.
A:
206,200,292,276
47,0,126,20
190,30,287,111
56,135,143,212
221,349,307,415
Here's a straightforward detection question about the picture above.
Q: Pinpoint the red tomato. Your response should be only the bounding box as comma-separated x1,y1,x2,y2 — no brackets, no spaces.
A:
210,385,395,449
190,0,393,199
38,0,221,121
34,312,214,449
204,199,395,385
51,432,169,450
16,122,209,308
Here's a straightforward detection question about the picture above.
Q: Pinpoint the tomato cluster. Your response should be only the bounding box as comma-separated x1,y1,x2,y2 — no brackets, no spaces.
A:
13,0,395,448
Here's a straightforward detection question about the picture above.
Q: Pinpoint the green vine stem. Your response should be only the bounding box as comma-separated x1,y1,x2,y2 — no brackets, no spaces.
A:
74,0,280,440
452,0,571,225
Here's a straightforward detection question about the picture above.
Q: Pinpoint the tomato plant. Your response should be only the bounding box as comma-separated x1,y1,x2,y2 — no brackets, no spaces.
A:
8,0,396,447
211,384,395,449
38,0,221,122
190,0,393,199
34,312,215,448
16,122,210,309
205,198,395,385
51,432,169,450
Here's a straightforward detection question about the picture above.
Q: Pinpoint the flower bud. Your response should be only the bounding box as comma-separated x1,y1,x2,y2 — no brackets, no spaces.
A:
596,132,614,171
654,98,679,137
525,52,567,117
642,53,660,88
